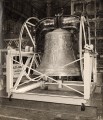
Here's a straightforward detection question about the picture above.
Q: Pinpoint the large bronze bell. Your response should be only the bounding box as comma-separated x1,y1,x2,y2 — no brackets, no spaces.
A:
37,28,80,76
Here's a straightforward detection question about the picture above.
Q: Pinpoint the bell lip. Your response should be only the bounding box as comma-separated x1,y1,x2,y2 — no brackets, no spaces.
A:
35,69,80,76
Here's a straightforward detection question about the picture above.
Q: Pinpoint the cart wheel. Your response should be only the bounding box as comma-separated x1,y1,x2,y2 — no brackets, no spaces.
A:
81,103,85,111
9,94,13,101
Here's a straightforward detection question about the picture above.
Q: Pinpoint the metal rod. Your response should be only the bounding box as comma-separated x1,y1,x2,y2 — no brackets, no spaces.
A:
13,58,31,90
81,16,87,45
28,54,35,75
79,17,84,80
13,59,84,95
47,77,84,95
26,22,35,27
61,57,84,68
25,24,35,48
45,83,84,86
19,77,41,87
15,82,42,93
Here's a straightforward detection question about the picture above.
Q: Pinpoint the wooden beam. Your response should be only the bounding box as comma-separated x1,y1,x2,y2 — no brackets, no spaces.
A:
0,0,3,75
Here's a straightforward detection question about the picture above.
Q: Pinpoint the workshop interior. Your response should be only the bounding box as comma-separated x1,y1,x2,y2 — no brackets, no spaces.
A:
0,0,103,120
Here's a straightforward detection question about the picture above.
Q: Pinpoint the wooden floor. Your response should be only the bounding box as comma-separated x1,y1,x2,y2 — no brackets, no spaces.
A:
0,86,103,120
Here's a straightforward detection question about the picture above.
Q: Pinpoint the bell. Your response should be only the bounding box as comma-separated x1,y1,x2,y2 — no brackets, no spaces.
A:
37,29,80,76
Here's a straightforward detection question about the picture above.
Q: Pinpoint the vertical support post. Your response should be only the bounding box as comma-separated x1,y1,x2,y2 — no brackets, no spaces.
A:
58,76,62,88
6,50,13,93
47,0,51,17
71,0,74,15
0,0,3,75
93,56,97,83
84,50,92,99
94,0,97,53
0,50,2,75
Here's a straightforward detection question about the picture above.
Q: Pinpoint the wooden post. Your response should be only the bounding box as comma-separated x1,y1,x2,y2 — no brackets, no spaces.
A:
6,50,13,93
71,0,74,15
0,0,3,75
47,0,51,17
84,51,92,99
93,56,97,83
0,0,3,91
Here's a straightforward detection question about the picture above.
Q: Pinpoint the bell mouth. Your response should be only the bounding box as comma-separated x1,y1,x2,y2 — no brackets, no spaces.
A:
36,68,80,76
